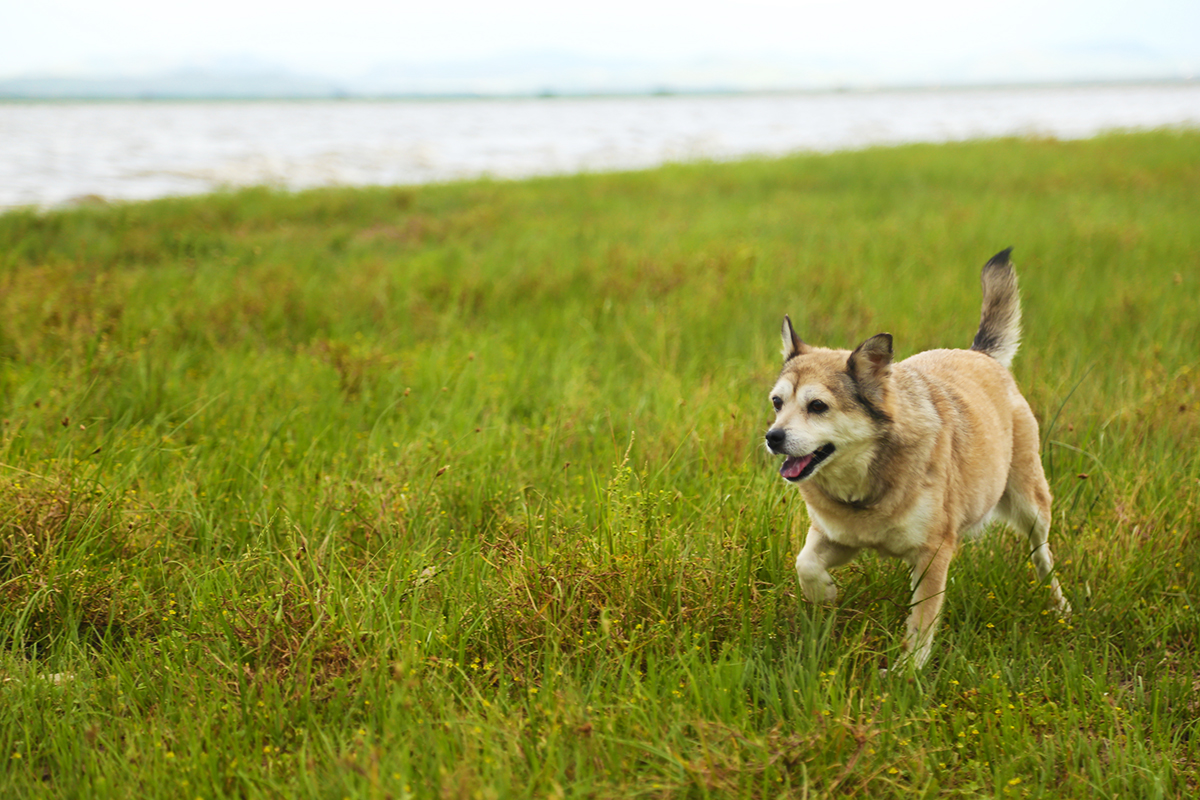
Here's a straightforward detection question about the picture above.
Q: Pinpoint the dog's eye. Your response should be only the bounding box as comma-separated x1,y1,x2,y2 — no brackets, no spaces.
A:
807,399,829,414
771,396,783,412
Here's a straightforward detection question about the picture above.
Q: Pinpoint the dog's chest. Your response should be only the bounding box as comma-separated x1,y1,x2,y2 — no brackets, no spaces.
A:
807,495,934,560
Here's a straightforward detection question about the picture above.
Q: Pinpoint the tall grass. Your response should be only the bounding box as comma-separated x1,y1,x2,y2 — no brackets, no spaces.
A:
0,129,1197,798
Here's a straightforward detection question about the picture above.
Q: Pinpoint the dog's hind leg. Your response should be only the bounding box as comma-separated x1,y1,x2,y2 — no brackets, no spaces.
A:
998,483,1071,615
998,429,1071,614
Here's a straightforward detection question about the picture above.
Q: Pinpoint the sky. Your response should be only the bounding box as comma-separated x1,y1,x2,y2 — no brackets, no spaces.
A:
3,0,1199,86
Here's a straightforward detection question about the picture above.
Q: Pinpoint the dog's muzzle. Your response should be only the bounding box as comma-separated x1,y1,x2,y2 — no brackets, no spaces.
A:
766,428,836,482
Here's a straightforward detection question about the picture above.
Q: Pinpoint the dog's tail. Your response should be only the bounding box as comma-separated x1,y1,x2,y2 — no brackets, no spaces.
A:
970,248,1021,369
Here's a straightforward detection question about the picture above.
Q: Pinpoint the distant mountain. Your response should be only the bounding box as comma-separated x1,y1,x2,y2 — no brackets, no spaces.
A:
351,51,849,95
0,67,343,100
1,44,1194,100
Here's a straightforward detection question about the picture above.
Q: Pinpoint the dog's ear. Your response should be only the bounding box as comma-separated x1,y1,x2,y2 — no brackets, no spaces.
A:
847,333,893,410
781,315,811,361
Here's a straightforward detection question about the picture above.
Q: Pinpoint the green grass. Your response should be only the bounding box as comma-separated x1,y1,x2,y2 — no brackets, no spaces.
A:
0,128,1197,799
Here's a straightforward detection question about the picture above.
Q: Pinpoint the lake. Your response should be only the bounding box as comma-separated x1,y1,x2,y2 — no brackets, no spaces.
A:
2,83,1199,208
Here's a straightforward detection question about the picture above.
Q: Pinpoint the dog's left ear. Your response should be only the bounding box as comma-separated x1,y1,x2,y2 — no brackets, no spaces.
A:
847,333,893,405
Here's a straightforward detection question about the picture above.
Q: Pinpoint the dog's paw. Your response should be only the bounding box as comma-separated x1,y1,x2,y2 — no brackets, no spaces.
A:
878,658,921,682
799,581,838,605
1048,584,1072,617
795,565,839,605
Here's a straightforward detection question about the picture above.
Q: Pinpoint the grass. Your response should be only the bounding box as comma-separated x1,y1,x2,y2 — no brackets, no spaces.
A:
0,128,1197,798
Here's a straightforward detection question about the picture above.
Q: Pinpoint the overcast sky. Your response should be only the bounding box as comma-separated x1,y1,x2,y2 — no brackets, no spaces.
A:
4,0,1199,80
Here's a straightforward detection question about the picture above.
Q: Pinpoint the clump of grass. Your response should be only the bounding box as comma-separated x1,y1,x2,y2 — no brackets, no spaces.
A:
0,129,1198,798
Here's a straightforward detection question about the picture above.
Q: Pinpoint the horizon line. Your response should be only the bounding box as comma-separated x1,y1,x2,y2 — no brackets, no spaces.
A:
2,76,1198,103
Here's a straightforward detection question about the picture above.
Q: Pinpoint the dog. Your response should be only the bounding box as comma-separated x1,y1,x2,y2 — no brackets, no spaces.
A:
764,248,1070,669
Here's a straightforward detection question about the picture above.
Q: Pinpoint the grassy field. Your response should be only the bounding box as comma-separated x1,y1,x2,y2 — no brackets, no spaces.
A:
0,129,1197,799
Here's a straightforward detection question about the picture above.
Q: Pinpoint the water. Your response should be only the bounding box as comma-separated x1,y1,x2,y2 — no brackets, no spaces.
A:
2,83,1199,209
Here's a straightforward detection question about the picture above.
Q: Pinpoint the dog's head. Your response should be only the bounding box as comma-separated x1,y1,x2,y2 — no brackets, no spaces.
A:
765,316,893,486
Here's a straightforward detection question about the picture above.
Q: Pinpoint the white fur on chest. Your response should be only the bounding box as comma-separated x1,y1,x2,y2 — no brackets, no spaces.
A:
807,493,936,562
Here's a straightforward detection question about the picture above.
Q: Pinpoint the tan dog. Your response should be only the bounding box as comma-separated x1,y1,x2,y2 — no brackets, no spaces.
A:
765,249,1070,668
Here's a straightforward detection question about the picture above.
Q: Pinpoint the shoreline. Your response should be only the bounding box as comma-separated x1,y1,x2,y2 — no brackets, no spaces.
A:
5,84,1200,210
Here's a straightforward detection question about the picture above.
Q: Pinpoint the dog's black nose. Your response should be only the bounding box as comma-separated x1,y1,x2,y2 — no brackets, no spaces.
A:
765,428,786,451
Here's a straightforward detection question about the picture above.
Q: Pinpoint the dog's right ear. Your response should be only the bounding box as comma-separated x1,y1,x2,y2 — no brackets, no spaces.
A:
781,315,811,361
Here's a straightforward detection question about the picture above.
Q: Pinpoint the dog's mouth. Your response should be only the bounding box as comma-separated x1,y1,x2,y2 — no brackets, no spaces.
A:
779,444,836,482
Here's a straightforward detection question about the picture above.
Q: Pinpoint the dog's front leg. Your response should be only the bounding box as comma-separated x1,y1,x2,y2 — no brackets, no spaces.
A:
902,541,953,669
795,527,857,604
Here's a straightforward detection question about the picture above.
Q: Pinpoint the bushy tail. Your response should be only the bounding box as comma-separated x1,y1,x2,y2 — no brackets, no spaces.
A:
970,247,1022,369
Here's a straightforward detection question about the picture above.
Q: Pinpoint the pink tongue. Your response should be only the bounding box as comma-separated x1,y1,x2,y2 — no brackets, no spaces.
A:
780,454,814,479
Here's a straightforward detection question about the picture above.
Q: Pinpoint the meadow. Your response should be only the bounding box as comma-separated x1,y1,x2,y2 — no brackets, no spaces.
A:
0,129,1197,798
